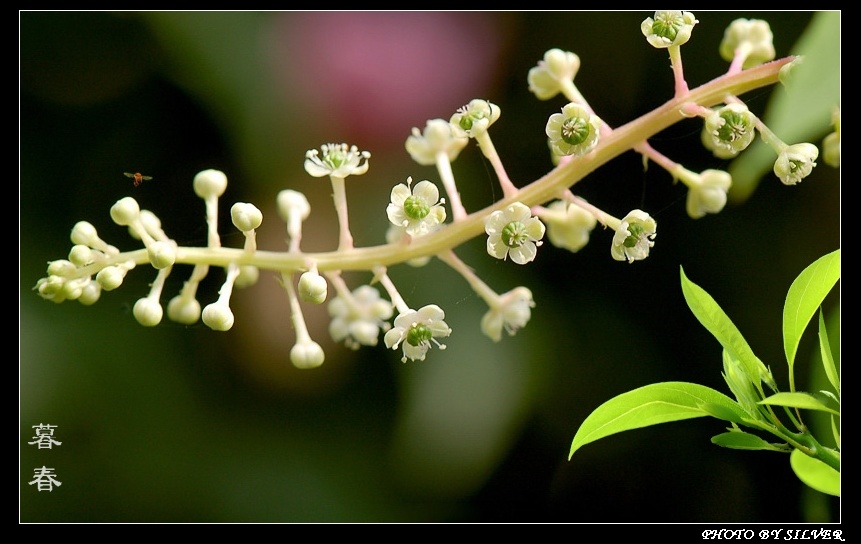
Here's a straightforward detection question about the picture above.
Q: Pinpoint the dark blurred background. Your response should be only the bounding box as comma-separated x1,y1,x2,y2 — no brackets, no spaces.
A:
20,11,839,522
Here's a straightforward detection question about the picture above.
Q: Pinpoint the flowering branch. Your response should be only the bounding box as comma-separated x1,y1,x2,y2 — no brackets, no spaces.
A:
45,57,791,280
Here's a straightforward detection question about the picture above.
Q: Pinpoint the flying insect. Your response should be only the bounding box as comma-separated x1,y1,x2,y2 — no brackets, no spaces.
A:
124,172,153,187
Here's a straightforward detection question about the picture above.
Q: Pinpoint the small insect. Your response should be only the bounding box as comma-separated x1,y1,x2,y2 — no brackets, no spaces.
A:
124,172,153,187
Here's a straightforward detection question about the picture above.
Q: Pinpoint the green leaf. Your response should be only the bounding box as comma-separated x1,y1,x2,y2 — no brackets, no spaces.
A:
680,267,763,386
818,308,840,393
759,392,840,416
830,416,840,449
790,448,840,496
699,400,752,423
569,382,748,459
711,431,787,451
728,11,840,203
783,249,840,369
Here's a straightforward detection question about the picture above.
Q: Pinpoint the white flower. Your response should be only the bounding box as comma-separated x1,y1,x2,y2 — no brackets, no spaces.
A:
719,18,775,69
328,285,393,350
384,304,452,363
686,169,732,219
701,103,757,159
405,119,469,165
546,103,601,157
480,287,535,342
386,177,447,236
304,143,370,178
450,99,500,139
527,48,581,101
543,200,597,252
611,210,657,263
641,11,698,49
485,202,546,264
774,143,819,186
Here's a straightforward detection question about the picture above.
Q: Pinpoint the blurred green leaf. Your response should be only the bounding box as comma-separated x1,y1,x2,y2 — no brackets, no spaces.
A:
790,448,840,496
569,382,748,458
783,249,840,369
728,11,840,203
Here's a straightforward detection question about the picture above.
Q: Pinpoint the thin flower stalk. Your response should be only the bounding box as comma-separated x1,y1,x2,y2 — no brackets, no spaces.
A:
549,71,687,184
641,11,699,98
436,250,533,342
330,176,353,250
373,266,409,315
435,150,466,222
282,271,325,369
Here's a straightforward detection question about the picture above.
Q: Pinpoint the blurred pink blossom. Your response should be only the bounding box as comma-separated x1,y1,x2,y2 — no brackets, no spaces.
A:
269,12,509,150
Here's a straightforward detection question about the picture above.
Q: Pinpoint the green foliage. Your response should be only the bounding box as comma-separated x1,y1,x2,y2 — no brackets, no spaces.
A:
783,248,840,374
569,249,840,496
568,382,748,457
791,449,839,496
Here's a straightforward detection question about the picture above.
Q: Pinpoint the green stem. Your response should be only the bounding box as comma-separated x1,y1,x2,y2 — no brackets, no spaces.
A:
790,432,840,473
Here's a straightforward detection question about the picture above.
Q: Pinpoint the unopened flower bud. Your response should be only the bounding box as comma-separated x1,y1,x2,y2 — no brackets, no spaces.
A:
202,302,235,331
193,169,228,199
110,197,141,227
96,265,129,291
133,297,164,327
47,260,76,278
68,245,94,267
231,202,263,232
234,266,260,289
78,281,101,306
167,295,202,325
298,270,328,304
147,240,177,269
290,340,325,369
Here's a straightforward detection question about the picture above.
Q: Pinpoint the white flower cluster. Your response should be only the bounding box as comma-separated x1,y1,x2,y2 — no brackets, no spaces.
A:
35,12,835,372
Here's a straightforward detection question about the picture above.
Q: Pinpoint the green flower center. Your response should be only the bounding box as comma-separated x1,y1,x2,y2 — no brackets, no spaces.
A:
324,152,347,169
403,195,430,220
457,103,491,132
652,14,683,41
502,221,528,248
458,114,475,131
716,112,750,143
561,117,591,145
406,323,432,347
623,223,645,248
